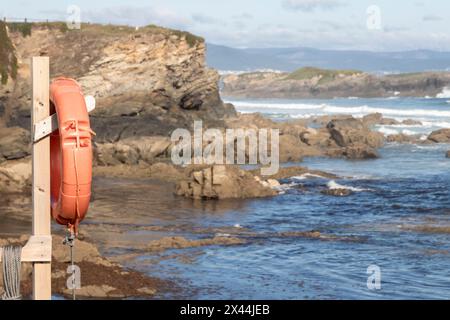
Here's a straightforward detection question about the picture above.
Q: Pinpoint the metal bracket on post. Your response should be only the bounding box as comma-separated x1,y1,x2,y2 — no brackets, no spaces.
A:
0,236,52,262
33,95,96,142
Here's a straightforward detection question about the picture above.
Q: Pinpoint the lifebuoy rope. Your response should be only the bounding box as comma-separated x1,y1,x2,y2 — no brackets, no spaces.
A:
1,246,22,300
66,120,96,236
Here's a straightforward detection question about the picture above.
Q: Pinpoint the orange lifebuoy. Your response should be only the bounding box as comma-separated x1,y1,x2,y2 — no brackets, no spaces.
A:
50,78,94,235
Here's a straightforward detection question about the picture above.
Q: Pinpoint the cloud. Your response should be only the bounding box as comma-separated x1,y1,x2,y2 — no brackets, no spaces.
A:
232,13,253,20
192,13,221,25
282,0,345,12
422,14,443,22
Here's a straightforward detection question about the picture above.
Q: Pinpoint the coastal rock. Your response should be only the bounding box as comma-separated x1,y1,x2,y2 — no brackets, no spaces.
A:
279,134,304,162
95,136,172,166
221,68,450,99
446,151,450,158
176,165,277,199
343,144,379,159
3,23,234,141
326,117,384,149
0,157,31,193
145,235,245,252
402,119,422,125
378,117,400,125
299,127,333,149
386,133,420,144
427,129,450,143
0,126,30,162
362,113,383,126
327,143,379,159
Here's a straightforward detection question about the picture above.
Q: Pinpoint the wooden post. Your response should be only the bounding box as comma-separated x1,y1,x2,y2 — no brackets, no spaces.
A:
31,57,52,300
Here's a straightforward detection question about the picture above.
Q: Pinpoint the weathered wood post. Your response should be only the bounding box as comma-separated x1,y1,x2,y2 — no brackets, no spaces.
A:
31,56,52,300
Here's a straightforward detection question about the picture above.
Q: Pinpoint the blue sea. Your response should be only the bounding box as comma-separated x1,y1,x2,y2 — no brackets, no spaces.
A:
88,97,450,299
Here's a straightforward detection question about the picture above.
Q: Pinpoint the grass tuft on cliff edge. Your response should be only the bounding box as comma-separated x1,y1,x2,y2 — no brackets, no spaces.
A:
285,67,362,84
0,21,18,85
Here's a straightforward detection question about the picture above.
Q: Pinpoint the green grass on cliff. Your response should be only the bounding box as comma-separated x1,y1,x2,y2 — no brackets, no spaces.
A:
7,22,32,37
0,21,18,85
63,23,204,47
285,67,362,83
4,21,203,48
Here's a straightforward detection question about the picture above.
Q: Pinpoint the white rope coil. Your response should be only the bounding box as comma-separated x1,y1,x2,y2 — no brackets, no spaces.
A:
1,246,22,300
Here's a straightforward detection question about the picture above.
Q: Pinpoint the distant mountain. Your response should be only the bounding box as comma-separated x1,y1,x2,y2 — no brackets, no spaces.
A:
206,43,450,73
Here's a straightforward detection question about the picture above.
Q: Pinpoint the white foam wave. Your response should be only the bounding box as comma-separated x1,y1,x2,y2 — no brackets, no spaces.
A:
322,105,450,118
377,126,399,136
230,101,450,118
401,129,417,136
327,180,370,192
436,87,450,98
292,173,328,180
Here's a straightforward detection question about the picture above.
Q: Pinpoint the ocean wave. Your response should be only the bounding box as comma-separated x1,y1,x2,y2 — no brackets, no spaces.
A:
291,173,329,180
436,87,450,98
377,126,399,136
230,101,450,118
231,101,326,110
322,105,450,118
327,180,371,192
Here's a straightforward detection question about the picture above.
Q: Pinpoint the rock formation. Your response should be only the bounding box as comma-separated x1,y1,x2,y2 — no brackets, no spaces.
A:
221,68,450,99
427,129,450,143
175,165,277,199
1,23,234,138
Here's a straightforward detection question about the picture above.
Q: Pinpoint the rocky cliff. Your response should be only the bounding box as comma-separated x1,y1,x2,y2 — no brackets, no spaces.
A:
0,22,235,141
221,67,450,99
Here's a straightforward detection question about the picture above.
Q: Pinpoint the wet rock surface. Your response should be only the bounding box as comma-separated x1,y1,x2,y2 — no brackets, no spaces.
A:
428,129,450,143
176,165,277,199
0,235,170,299
0,126,30,162
0,157,31,193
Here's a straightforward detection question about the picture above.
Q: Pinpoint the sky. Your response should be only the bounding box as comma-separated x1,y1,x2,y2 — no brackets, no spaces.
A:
2,0,450,51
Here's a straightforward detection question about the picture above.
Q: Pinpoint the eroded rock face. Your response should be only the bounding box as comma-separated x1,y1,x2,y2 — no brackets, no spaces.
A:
0,126,30,162
386,133,420,144
327,118,384,149
324,117,384,159
428,129,450,143
176,165,277,199
0,157,31,193
95,136,172,166
2,24,234,140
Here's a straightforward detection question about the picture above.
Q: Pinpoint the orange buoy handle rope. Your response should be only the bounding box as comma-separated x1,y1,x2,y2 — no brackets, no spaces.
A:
50,78,94,236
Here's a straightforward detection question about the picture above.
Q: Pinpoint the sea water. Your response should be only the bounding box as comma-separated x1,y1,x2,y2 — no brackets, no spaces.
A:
116,97,449,299
67,98,450,299
2,97,449,299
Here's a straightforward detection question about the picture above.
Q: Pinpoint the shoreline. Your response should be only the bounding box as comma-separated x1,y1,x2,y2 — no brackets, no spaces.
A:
2,106,450,299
